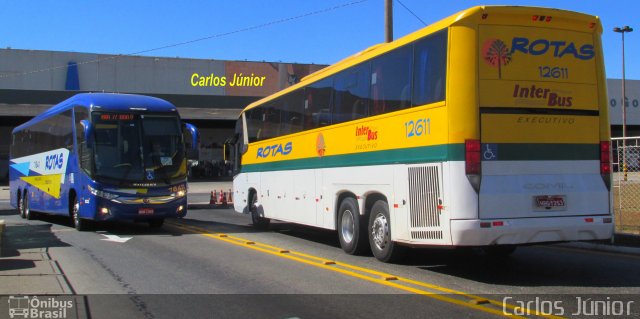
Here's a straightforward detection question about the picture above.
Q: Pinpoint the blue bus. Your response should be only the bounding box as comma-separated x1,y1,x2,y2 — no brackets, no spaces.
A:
10,93,198,230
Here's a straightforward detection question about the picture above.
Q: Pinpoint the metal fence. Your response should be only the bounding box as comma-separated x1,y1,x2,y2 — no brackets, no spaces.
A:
612,136,640,234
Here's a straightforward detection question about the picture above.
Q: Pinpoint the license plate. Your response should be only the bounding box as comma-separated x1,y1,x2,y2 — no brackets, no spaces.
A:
534,195,566,211
139,208,154,215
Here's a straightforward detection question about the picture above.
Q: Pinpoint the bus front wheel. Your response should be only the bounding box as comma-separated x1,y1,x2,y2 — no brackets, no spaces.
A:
368,200,405,263
249,192,269,229
71,196,88,231
337,197,369,255
149,219,165,228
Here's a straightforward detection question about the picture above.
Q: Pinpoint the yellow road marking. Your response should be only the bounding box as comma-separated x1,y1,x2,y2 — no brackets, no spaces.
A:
167,221,565,319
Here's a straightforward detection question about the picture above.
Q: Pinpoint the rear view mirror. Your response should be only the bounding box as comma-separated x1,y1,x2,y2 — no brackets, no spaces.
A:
183,122,199,160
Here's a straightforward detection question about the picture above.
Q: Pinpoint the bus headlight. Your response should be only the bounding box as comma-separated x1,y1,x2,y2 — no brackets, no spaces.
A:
88,185,119,200
175,190,186,198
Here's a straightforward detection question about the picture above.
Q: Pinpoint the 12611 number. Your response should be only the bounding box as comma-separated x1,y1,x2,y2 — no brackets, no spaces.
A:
405,118,430,138
538,66,569,79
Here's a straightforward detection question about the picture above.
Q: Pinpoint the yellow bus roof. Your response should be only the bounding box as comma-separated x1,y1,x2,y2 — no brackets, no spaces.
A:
241,5,601,113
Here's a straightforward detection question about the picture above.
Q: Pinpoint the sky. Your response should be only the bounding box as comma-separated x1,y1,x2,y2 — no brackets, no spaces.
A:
1,0,639,79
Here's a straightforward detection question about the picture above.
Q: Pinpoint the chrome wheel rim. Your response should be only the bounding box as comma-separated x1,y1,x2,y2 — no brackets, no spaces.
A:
73,200,80,226
341,209,355,244
23,196,29,218
18,195,23,217
371,213,389,250
250,195,259,221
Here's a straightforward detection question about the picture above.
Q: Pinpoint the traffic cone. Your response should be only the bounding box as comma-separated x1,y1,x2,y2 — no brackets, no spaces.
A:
219,190,226,205
227,189,233,205
210,191,216,205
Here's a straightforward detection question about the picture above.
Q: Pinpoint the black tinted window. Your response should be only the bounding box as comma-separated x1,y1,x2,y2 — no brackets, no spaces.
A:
333,62,371,124
280,89,305,135
245,107,263,143
413,29,447,105
305,78,333,130
370,45,413,116
261,104,281,141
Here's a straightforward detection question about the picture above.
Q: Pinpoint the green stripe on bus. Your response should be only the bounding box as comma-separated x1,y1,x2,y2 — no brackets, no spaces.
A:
241,144,465,173
240,143,599,173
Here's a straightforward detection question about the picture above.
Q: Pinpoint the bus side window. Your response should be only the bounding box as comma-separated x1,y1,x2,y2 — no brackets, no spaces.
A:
280,89,304,135
74,107,92,174
333,62,371,124
412,29,448,106
61,110,74,151
305,77,333,130
370,44,413,116
261,104,280,140
245,107,262,143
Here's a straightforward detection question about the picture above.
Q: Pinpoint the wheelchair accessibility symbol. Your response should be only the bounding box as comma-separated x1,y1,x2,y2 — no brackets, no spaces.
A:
483,144,498,161
146,169,155,180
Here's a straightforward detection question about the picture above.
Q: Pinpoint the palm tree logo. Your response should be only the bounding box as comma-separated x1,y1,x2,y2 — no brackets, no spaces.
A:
482,38,512,79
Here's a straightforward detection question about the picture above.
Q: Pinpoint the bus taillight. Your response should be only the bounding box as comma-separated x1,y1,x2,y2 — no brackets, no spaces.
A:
600,141,611,173
600,141,611,190
465,139,481,192
465,139,481,175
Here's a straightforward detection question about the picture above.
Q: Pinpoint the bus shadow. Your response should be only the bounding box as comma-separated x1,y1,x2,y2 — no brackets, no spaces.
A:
401,246,640,288
28,213,183,237
178,216,342,249
271,223,341,249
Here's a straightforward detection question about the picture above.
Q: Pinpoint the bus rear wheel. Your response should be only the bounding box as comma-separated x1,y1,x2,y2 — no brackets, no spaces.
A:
18,191,25,218
23,191,34,220
249,192,270,229
368,200,405,263
337,197,369,255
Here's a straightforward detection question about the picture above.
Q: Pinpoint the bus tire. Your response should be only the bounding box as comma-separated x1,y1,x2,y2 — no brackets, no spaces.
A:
71,195,88,231
483,245,517,257
337,197,369,255
23,191,34,220
149,219,165,228
249,192,269,229
18,191,25,218
368,200,405,263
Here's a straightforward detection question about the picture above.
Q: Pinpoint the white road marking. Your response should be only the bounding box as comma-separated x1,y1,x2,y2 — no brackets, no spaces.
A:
98,232,132,243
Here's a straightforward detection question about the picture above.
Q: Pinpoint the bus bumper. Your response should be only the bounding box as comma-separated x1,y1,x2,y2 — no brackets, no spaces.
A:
93,197,187,221
450,216,614,246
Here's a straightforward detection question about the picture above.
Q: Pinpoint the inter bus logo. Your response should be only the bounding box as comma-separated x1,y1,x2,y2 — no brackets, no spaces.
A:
482,38,513,79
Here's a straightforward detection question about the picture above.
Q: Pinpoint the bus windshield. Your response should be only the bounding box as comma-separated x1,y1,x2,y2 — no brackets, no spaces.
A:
92,112,185,185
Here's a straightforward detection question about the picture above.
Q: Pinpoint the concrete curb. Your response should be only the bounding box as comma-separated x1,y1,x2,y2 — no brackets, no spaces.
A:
557,241,640,256
188,203,232,210
555,233,640,256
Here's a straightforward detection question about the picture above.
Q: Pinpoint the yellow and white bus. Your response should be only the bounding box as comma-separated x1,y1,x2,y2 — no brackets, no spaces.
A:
231,6,613,262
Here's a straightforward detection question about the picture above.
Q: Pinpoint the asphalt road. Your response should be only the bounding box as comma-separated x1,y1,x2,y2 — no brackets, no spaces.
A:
4,207,640,319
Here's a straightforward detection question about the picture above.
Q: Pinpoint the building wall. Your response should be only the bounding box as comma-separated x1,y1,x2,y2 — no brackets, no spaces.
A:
0,49,327,181
0,49,322,98
607,79,640,126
